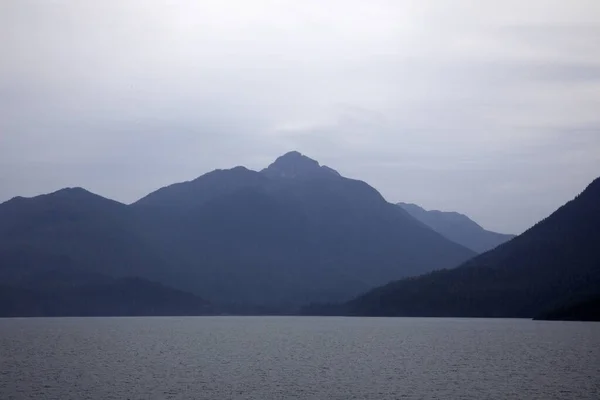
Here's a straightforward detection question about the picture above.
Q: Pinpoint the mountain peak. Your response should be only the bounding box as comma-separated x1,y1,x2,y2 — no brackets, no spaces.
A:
3,187,100,206
261,151,340,179
271,151,320,170
53,187,93,196
45,187,120,203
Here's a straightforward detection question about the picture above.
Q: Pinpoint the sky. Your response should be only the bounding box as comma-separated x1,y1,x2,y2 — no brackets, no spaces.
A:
1,1,599,234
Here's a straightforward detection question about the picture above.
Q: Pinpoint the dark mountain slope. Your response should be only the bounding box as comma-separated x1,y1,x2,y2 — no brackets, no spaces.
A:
342,177,600,318
130,152,475,305
397,202,515,253
536,295,600,322
0,269,211,317
0,188,172,284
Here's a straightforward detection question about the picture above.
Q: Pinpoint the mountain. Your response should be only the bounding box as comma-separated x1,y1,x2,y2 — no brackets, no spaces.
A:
0,151,476,312
130,151,475,306
323,177,600,318
397,202,514,253
261,151,341,179
0,269,212,317
0,188,176,286
535,295,600,322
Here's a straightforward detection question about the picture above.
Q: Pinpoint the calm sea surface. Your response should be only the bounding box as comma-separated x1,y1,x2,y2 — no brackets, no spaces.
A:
0,317,598,399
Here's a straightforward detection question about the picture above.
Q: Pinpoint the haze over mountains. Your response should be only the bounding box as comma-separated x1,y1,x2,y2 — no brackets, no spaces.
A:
397,203,515,253
0,152,475,314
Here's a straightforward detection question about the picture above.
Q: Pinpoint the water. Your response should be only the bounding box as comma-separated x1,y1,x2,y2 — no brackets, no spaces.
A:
1,317,598,400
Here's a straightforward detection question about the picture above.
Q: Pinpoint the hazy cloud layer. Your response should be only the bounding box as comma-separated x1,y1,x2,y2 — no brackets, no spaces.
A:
2,0,600,233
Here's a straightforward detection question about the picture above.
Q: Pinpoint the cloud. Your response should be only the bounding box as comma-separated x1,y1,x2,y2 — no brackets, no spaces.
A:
1,0,599,233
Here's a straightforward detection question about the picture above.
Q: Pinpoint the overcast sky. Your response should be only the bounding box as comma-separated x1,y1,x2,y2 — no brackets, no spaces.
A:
1,1,599,233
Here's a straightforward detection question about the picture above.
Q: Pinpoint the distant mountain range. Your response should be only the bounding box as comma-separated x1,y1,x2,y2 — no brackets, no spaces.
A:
397,203,515,253
0,151,475,314
3,152,597,320
309,177,600,319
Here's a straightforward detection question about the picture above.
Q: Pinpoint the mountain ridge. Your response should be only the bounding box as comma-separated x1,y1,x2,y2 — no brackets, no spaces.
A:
397,202,515,253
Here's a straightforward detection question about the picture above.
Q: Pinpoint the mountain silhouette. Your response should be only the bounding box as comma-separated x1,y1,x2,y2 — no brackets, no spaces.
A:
335,177,600,318
0,188,175,285
397,202,515,253
0,152,475,311
261,151,341,179
131,151,475,306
